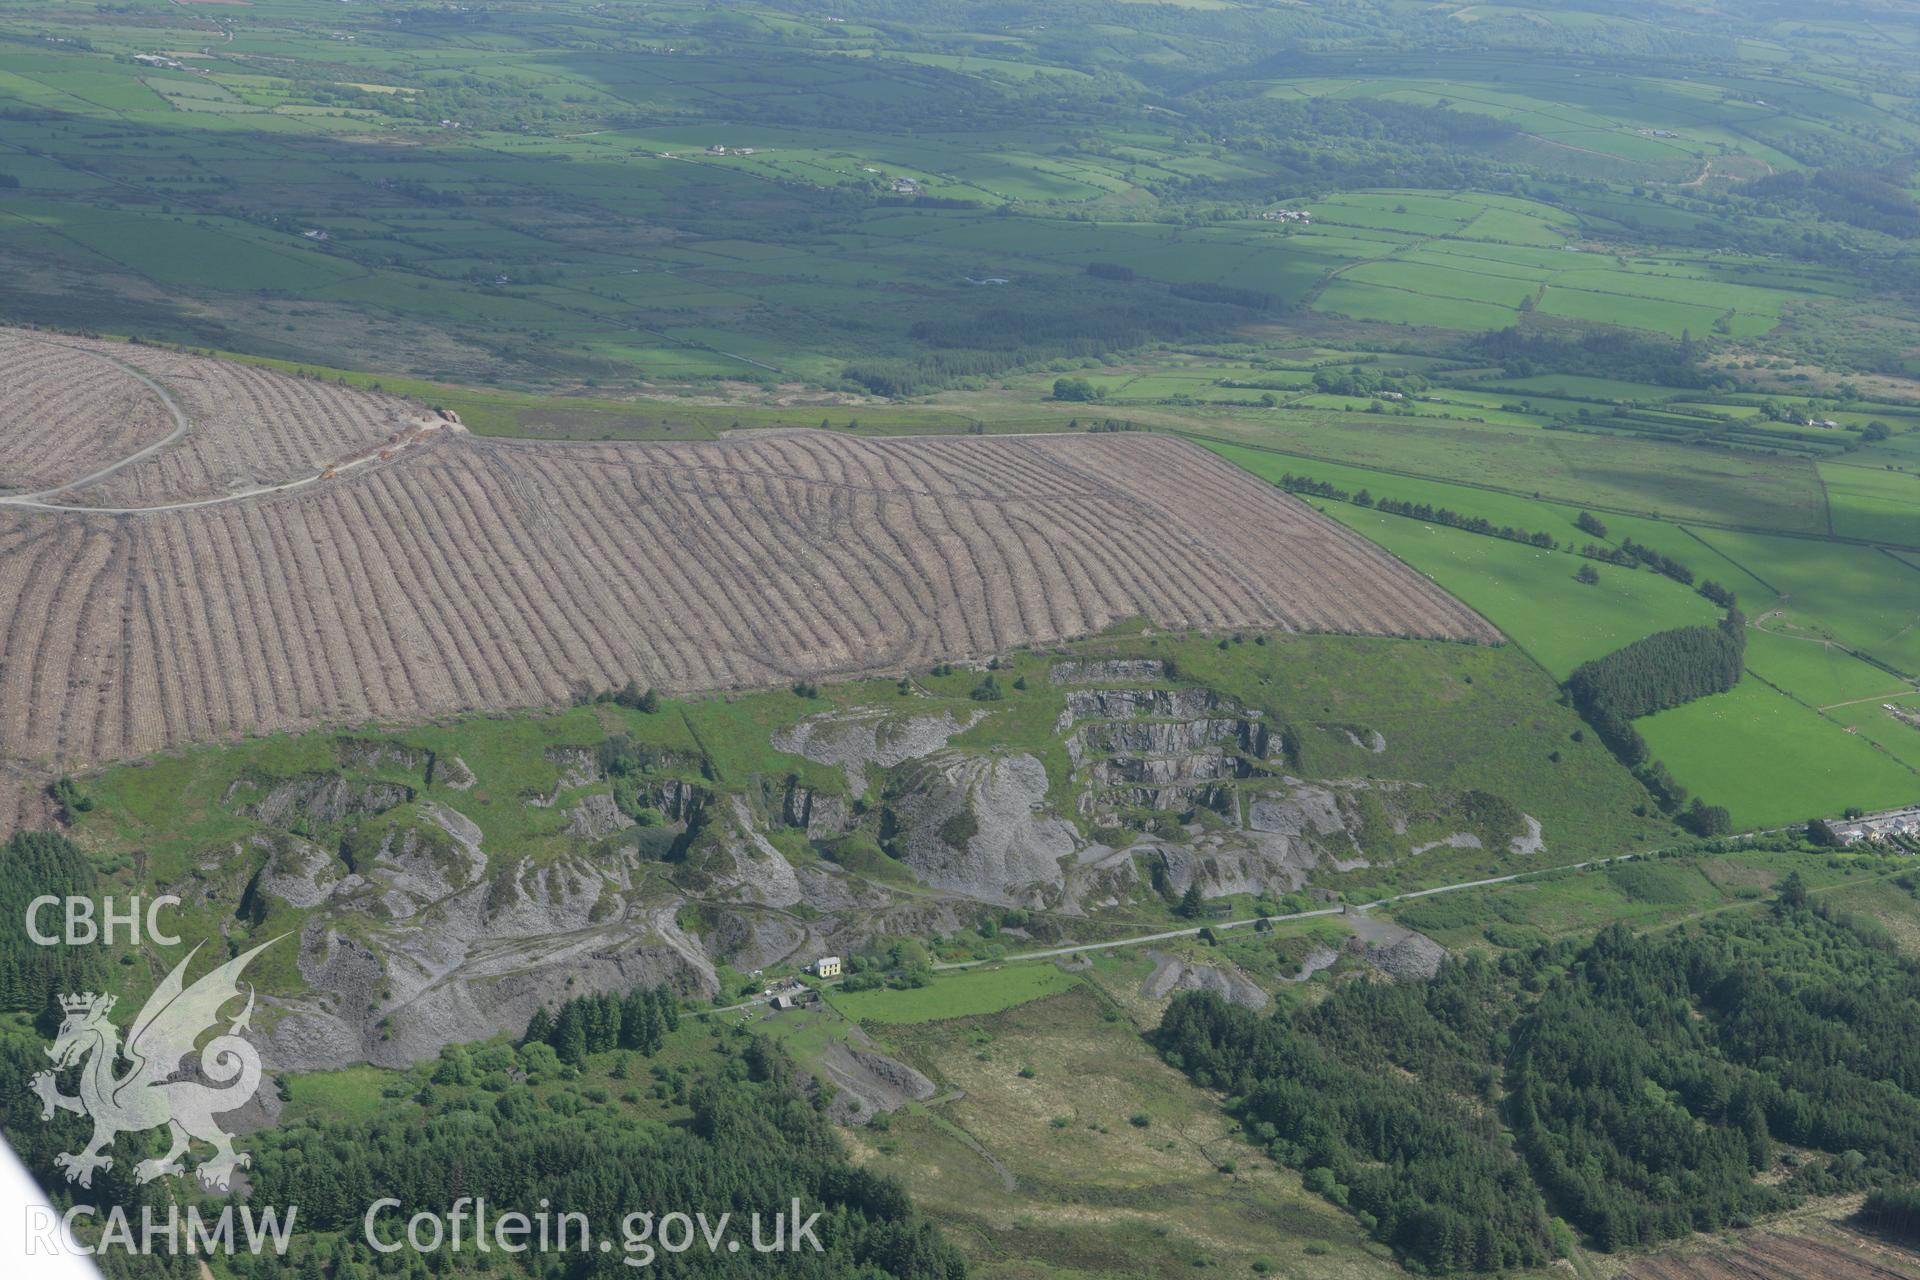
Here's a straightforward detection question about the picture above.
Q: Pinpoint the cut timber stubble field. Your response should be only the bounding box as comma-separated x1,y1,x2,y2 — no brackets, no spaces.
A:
0,331,1497,825
0,331,180,496
0,330,422,507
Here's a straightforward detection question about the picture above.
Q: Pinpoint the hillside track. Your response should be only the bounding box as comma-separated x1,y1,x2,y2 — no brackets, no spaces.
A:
0,340,1499,777
0,329,425,509
0,331,183,496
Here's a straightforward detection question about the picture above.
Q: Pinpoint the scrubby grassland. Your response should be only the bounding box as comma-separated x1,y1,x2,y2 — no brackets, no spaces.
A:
1390,847,1912,950
846,982,1407,1280
66,623,1662,897
1063,630,1665,866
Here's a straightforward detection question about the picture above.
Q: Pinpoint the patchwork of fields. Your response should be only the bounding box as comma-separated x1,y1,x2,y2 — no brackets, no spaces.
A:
3,0,1917,388
1185,406,1919,829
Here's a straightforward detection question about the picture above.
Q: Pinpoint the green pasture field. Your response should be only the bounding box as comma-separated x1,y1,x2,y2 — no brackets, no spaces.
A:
1686,528,1920,676
1536,285,1752,340
826,965,1084,1024
1848,428,1920,469
1170,411,1830,534
0,3,1897,396
1637,678,1920,827
1818,462,1920,544
1319,503,1720,678
1822,694,1920,773
1313,278,1522,331
1200,434,1920,826
1742,628,1917,709
1190,440,1596,540
1197,436,1722,670
1343,259,1541,309
1284,394,1549,428
1475,373,1691,402
1290,191,1798,338
1418,387,1590,417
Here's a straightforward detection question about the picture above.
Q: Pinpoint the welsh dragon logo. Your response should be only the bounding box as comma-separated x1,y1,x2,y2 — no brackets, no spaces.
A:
30,938,278,1191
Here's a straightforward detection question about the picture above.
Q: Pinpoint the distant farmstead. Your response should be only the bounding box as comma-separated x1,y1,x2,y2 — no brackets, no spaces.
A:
812,956,843,979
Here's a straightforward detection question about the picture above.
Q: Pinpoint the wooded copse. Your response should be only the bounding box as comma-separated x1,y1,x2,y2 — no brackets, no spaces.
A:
1564,613,1747,771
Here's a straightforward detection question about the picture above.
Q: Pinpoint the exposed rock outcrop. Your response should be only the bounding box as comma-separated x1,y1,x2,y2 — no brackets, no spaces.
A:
819,1042,936,1126
774,708,983,793
1139,949,1270,1009
706,908,810,971
1061,686,1225,723
248,834,342,909
565,792,635,839
1050,658,1164,684
781,782,853,838
1347,911,1448,981
675,798,803,908
1069,717,1260,766
433,755,477,790
335,738,430,774
636,778,707,824
889,752,1077,905
269,864,718,1070
247,773,414,828
1279,944,1340,984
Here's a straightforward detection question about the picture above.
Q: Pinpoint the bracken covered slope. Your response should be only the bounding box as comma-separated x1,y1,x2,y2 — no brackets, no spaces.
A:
0,334,1497,777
